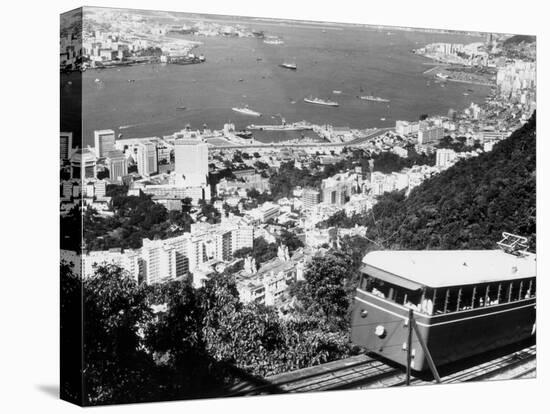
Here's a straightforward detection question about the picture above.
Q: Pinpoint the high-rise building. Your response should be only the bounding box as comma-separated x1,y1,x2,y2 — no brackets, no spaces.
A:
94,129,116,158
302,188,321,211
136,142,158,177
174,137,209,187
418,126,444,145
70,149,97,179
60,132,73,162
106,150,128,181
141,239,178,284
321,172,359,206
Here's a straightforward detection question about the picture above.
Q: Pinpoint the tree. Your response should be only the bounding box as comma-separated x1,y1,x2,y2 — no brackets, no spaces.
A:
83,264,153,405
277,229,304,253
295,252,355,326
143,281,221,398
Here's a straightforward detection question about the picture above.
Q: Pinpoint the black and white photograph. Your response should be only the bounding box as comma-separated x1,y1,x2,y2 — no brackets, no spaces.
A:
57,4,539,407
4,1,547,412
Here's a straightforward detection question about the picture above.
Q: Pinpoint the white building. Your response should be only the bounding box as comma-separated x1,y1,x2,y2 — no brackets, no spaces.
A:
94,129,116,158
174,136,209,187
136,142,158,177
435,148,457,169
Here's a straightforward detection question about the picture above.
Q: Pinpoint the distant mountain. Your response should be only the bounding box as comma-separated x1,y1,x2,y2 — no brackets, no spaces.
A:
503,35,536,47
363,113,536,251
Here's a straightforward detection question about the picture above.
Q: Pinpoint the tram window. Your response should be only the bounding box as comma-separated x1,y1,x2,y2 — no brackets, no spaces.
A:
486,284,501,306
442,288,458,313
526,278,536,298
459,285,476,310
507,281,516,302
433,288,459,314
517,280,525,300
419,288,434,315
394,288,407,306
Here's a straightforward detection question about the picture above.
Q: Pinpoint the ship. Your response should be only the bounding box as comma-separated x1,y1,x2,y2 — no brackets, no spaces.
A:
232,106,262,117
304,96,339,107
359,95,390,103
280,62,297,70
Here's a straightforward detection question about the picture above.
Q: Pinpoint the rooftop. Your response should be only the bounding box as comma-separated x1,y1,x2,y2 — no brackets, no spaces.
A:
362,249,536,289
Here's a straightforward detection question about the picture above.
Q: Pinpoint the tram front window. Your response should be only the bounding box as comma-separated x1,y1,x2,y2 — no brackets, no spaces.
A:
361,275,423,310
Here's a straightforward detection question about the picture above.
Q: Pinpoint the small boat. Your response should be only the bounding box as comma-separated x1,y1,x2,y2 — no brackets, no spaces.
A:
177,106,187,110
238,78,244,82
332,90,342,94
380,117,386,121
280,62,297,70
463,92,469,96
127,79,136,83
94,78,100,83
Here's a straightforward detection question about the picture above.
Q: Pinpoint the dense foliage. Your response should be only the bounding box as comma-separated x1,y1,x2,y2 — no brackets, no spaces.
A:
78,192,193,251
233,237,278,266
64,261,357,404
290,252,355,329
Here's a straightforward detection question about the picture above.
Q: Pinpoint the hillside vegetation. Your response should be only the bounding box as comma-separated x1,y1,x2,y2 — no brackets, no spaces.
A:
342,113,536,251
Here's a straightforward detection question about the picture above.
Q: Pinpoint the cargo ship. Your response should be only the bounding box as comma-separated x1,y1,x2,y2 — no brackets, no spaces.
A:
280,62,297,70
359,95,391,103
232,106,262,117
304,96,339,107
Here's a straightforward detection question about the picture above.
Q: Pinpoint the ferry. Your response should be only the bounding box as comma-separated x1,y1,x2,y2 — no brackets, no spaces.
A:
304,96,339,107
280,62,297,70
360,95,390,103
232,106,262,117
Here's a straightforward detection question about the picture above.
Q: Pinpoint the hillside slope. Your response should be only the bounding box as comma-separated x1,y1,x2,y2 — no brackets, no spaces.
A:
365,113,536,250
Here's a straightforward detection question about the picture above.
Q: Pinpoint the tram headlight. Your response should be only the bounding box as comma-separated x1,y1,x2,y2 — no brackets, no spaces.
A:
360,309,368,318
375,325,386,338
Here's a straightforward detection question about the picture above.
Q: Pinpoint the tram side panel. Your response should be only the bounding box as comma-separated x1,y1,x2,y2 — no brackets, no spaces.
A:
423,299,536,367
352,293,536,372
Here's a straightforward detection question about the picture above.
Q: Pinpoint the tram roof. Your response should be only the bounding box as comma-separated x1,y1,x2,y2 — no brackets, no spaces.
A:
361,250,536,289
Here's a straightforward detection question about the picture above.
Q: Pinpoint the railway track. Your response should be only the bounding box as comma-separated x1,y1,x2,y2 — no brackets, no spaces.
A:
222,344,536,397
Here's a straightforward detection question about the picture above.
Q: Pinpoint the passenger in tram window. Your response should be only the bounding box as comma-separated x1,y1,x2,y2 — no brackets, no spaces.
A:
371,287,385,299
478,297,484,307
404,301,418,311
420,297,433,315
